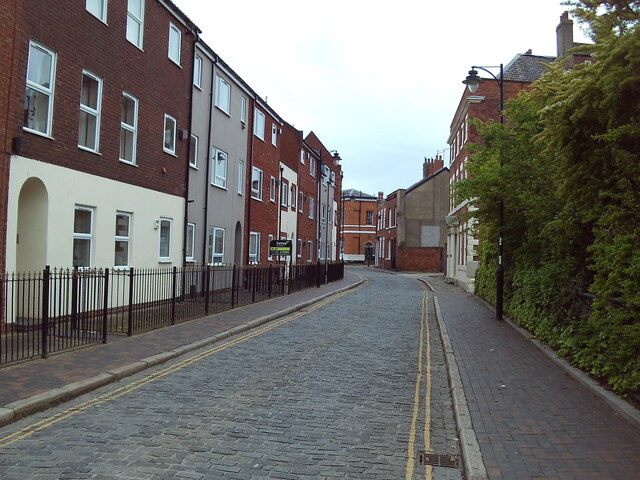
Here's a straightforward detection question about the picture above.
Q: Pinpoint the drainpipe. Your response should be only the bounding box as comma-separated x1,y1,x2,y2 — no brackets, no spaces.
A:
245,95,256,265
183,27,201,271
201,53,216,265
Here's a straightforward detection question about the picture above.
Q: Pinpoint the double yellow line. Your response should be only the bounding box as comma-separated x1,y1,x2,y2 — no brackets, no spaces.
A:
405,286,432,479
0,284,363,448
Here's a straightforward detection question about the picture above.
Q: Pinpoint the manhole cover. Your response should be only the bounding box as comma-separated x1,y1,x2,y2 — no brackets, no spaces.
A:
419,453,460,469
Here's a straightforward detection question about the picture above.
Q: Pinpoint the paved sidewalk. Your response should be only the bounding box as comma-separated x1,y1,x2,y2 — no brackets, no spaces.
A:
0,273,362,427
423,274,640,479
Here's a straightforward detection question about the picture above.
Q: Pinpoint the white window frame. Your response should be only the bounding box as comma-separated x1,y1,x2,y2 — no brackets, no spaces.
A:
251,167,263,200
310,156,316,177
73,206,94,269
86,0,107,22
189,134,198,168
126,0,144,48
298,191,304,213
280,180,288,207
186,223,195,262
114,212,132,268
297,239,302,258
249,232,260,264
193,54,202,88
215,76,231,115
120,92,138,164
307,240,313,262
291,185,297,210
240,97,247,124
212,148,228,188
163,114,176,155
24,41,57,137
271,123,278,146
366,210,373,226
158,217,172,262
309,197,315,220
168,22,181,65
300,149,305,164
237,160,244,195
269,176,276,203
208,226,225,265
78,69,103,153
253,109,265,140
268,234,274,261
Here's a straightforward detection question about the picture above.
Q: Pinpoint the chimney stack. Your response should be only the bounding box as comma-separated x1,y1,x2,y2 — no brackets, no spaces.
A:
423,155,444,178
556,11,574,58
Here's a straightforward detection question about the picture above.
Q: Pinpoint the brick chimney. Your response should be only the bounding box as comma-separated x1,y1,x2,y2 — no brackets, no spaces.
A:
377,191,384,207
423,155,444,179
556,11,574,58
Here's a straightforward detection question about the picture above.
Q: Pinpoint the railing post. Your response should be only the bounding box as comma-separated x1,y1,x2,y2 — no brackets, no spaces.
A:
102,268,109,344
251,267,257,303
127,267,134,336
281,265,285,296
41,266,50,359
205,265,210,314
268,264,272,298
231,265,237,309
171,266,177,325
316,260,321,288
71,267,78,332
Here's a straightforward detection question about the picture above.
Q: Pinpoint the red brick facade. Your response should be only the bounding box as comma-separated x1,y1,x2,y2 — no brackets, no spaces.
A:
8,0,196,199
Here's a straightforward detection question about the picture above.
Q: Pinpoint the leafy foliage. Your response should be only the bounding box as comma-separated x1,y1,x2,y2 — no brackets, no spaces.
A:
456,3,640,397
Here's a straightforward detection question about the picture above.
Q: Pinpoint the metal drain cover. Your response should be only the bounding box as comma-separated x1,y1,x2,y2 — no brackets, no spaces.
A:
419,453,460,469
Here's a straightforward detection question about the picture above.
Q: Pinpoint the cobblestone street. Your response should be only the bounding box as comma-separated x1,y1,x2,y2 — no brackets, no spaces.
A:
0,268,461,479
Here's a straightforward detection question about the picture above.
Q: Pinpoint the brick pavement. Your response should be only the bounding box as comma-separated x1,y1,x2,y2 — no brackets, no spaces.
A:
425,274,640,479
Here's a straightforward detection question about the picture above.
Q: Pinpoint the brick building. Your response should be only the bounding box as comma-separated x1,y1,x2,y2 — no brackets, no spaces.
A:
446,11,590,291
340,189,377,263
3,0,198,274
377,156,449,272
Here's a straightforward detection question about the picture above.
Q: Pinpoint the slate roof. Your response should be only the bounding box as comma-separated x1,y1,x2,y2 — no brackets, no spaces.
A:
342,189,376,199
502,53,556,82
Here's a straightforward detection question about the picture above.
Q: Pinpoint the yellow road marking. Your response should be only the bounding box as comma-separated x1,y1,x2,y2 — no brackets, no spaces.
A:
0,283,365,448
406,287,432,479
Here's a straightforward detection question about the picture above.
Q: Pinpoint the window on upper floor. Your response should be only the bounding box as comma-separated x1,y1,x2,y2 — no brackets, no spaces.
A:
24,41,56,137
291,185,297,210
215,76,231,114
309,156,316,177
253,109,265,140
126,0,144,48
309,197,315,219
212,148,228,188
300,149,305,164
298,191,304,213
163,114,176,155
78,70,103,153
114,212,131,267
86,0,107,22
120,92,138,164
237,160,244,195
366,210,373,226
193,55,202,88
280,180,289,207
189,134,198,168
271,123,278,146
269,176,276,203
267,234,274,261
251,167,263,200
240,97,247,124
168,22,181,65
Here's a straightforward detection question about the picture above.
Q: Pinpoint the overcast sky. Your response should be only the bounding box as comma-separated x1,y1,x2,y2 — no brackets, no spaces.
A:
176,0,591,197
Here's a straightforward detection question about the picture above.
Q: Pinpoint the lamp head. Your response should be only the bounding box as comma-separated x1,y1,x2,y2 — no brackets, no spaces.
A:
462,69,481,93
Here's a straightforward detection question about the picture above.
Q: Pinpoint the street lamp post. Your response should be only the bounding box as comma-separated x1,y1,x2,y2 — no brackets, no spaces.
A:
463,64,505,321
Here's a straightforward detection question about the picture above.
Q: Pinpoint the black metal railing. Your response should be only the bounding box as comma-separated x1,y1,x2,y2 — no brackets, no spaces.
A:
1,261,344,366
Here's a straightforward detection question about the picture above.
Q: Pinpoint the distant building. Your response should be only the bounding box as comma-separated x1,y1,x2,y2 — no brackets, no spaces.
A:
340,189,377,263
377,156,449,272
